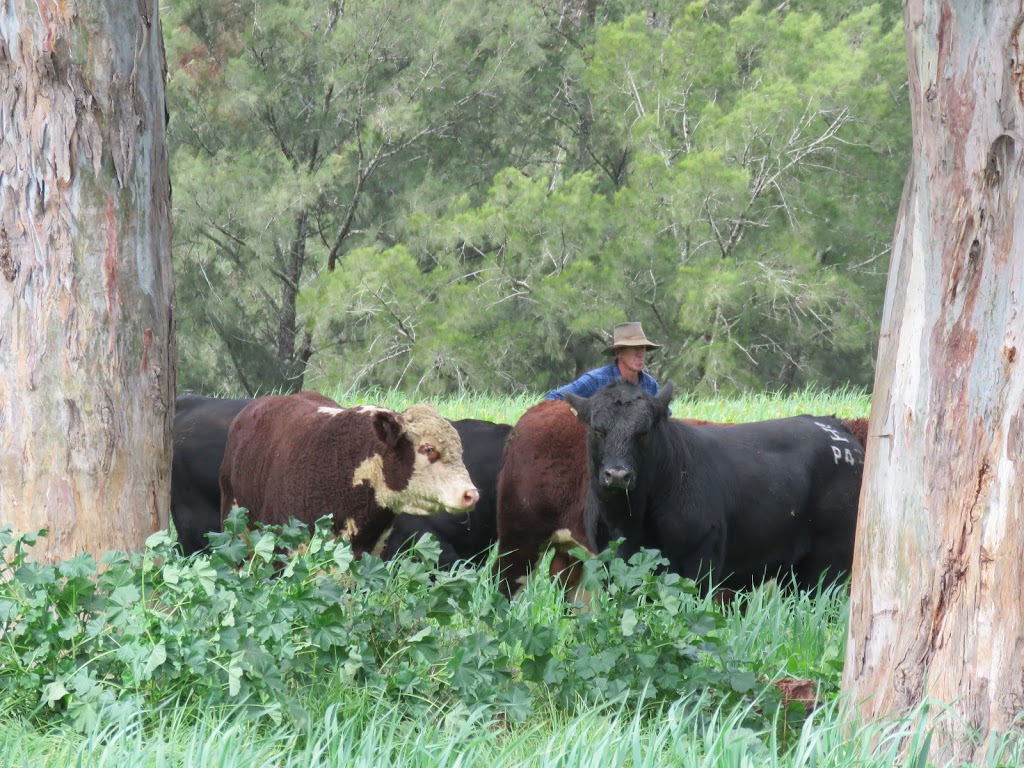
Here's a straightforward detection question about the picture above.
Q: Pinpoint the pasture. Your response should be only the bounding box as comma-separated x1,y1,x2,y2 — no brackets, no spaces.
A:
3,387,1021,766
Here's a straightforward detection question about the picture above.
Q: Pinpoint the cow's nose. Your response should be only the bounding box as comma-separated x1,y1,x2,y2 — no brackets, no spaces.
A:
462,487,480,509
601,466,632,489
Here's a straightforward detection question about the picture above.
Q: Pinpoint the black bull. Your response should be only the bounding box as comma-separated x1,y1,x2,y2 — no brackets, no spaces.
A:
565,381,864,592
171,394,510,567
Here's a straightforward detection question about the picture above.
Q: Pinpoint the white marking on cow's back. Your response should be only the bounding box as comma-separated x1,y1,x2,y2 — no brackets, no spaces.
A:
351,405,389,414
813,420,850,443
317,406,345,416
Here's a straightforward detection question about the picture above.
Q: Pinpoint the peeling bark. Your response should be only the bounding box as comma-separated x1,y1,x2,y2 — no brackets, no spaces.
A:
0,0,175,562
843,2,1024,762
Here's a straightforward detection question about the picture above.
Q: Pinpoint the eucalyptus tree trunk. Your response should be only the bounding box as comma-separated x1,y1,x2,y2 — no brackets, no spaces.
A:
842,2,1024,761
0,0,175,562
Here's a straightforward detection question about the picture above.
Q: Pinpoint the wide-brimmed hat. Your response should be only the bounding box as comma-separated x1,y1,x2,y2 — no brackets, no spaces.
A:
602,322,663,355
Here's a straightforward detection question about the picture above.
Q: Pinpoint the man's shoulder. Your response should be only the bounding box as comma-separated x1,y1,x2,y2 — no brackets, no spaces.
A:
546,362,616,400
585,364,614,382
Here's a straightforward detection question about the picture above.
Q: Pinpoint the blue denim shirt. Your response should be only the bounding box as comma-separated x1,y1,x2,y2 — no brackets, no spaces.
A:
545,362,660,401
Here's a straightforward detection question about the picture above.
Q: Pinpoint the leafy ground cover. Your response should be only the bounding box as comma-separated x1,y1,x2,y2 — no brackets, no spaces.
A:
7,387,1020,766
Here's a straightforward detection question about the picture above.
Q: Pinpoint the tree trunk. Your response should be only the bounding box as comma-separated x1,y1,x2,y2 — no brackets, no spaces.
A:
843,3,1024,761
277,211,308,392
0,0,175,563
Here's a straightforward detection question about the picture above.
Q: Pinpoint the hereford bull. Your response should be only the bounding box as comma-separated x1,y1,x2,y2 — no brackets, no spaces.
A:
565,381,863,591
172,395,508,562
219,392,479,557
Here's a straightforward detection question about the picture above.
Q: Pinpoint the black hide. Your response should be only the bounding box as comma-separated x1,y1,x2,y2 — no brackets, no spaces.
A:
566,381,863,591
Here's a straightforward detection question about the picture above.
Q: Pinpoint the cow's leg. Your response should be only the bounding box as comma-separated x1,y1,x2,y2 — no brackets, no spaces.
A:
172,497,220,556
660,522,725,593
494,534,547,598
796,477,860,591
793,538,854,592
584,499,611,554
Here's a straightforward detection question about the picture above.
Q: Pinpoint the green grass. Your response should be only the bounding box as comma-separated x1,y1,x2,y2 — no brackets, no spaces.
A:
7,668,1024,767
2,565,1021,767
8,385,1021,767
321,384,873,425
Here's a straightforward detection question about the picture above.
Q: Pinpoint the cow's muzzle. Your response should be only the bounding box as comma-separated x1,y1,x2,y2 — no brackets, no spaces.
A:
461,487,480,510
599,465,633,490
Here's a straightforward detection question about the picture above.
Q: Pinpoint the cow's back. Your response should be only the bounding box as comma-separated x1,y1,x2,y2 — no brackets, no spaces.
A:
673,414,863,589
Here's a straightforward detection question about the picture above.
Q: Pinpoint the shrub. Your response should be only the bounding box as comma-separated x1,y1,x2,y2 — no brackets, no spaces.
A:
0,514,784,735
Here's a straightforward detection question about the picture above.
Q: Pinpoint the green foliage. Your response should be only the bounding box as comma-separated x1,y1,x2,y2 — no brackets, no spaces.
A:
540,544,761,709
165,0,908,398
166,0,567,395
0,514,790,738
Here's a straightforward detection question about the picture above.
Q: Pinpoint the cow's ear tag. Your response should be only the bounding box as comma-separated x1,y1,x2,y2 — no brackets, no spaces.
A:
568,406,578,417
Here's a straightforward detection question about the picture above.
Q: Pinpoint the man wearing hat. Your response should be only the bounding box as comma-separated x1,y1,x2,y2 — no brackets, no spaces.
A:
545,321,662,401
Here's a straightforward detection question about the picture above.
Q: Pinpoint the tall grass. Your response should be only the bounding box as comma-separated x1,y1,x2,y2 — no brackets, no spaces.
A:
7,689,1024,767
8,546,1018,766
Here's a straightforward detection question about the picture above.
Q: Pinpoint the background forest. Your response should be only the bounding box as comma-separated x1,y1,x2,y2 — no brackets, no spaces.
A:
164,0,908,398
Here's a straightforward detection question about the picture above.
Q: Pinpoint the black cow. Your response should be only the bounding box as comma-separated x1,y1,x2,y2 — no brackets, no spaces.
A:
171,394,510,565
172,394,254,556
565,381,863,592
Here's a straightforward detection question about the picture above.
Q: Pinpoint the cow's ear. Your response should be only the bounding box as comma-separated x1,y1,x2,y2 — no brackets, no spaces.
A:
372,410,405,446
655,381,674,414
564,393,590,423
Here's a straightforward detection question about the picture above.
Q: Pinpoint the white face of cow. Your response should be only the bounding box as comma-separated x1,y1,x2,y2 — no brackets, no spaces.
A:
351,403,479,516
398,404,479,515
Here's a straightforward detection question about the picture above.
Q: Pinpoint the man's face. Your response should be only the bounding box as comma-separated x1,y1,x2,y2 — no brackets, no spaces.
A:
617,346,647,375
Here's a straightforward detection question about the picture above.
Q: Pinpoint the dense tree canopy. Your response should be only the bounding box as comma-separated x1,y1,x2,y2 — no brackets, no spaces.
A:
165,0,908,397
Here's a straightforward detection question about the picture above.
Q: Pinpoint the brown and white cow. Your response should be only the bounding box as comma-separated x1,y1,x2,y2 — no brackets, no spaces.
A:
219,391,479,556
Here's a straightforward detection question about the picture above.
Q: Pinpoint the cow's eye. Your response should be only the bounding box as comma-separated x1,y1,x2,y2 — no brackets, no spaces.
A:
419,443,440,463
